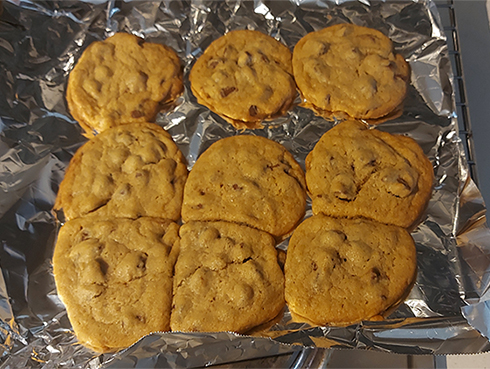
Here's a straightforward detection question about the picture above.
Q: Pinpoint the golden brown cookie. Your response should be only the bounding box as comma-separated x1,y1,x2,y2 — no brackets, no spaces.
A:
67,32,183,135
171,221,285,333
54,123,188,222
285,214,416,325
181,135,306,239
189,30,296,129
293,23,410,120
53,217,179,352
305,120,433,228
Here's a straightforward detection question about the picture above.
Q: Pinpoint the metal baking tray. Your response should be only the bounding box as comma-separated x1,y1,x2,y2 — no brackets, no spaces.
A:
1,1,490,368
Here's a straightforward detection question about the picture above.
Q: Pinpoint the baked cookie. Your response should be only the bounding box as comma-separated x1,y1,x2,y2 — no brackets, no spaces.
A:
285,214,416,325
189,30,296,129
171,221,285,333
67,32,183,135
53,217,179,352
306,120,433,228
181,135,306,239
54,123,188,222
293,23,410,120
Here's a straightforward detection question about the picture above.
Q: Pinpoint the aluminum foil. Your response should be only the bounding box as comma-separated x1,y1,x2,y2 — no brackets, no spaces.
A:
1,0,490,367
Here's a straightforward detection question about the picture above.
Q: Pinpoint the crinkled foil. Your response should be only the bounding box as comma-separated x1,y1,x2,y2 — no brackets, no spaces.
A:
1,0,490,367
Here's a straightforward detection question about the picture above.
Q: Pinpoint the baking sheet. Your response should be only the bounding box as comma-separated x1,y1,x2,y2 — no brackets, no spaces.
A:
1,0,490,368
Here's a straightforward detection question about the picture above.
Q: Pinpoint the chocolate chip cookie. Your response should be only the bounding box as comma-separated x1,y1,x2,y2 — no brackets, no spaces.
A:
171,221,285,333
293,24,410,120
54,123,188,221
285,214,416,325
306,120,433,228
181,135,306,238
189,30,296,129
53,217,179,352
67,32,183,135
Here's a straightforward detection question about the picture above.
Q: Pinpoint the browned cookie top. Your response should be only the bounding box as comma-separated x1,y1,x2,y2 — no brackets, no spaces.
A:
67,32,183,135
293,24,410,120
181,135,306,238
189,30,297,129
54,123,188,222
53,217,179,352
171,221,285,333
285,214,416,326
306,120,433,228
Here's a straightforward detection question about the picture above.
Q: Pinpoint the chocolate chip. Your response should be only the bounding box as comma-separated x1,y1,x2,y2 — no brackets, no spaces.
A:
397,177,412,191
319,43,331,55
266,163,280,170
249,105,258,116
96,258,109,276
370,78,378,92
258,51,269,63
224,45,236,56
312,261,318,271
332,230,347,241
131,110,144,118
325,94,331,105
208,59,220,69
244,51,253,66
363,34,378,43
371,267,381,282
80,231,90,241
137,254,147,270
140,71,148,84
220,86,237,98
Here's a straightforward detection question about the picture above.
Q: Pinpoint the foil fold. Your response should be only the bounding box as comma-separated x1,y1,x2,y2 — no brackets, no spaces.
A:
1,0,490,367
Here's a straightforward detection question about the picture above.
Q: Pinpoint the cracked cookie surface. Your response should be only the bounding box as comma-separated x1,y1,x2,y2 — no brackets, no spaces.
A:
293,23,410,120
54,123,188,221
306,120,433,228
171,221,285,333
67,32,183,135
181,135,306,238
53,217,180,352
189,30,296,129
285,214,416,325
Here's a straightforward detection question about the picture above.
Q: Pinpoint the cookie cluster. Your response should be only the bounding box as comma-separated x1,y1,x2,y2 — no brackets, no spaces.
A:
54,25,430,351
57,32,190,352
173,135,306,332
292,24,410,120
284,120,433,325
53,131,306,351
53,123,188,352
189,24,409,129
